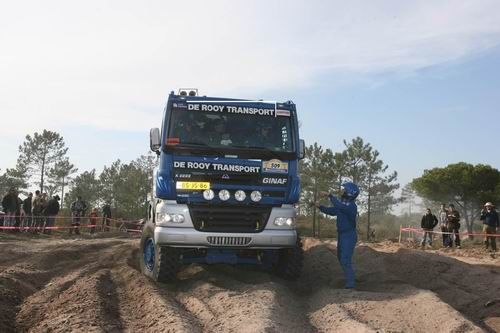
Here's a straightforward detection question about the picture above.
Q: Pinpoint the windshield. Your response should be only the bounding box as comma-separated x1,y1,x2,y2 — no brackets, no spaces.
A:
167,106,295,153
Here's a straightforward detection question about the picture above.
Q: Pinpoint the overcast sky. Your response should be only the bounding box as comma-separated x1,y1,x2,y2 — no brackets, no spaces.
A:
2,0,500,207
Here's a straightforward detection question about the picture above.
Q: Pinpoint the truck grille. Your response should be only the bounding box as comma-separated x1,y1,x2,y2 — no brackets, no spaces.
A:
189,205,271,233
207,236,252,246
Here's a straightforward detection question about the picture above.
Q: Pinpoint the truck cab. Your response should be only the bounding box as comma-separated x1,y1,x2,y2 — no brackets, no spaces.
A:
140,91,305,282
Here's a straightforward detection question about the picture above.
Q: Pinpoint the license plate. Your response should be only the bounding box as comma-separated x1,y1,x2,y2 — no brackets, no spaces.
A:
176,181,210,190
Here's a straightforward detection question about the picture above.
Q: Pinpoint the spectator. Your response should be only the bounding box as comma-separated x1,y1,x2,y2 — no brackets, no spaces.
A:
447,204,461,249
439,203,449,247
23,193,33,230
102,203,112,232
42,195,60,234
1,187,19,229
32,190,44,232
421,208,438,247
89,208,98,234
40,193,49,230
480,202,499,253
70,196,87,235
15,196,23,231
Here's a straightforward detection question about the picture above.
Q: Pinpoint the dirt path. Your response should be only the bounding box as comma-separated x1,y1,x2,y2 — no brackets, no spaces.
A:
0,234,498,332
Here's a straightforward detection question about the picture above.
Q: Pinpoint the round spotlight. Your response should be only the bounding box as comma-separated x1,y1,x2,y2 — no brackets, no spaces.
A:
219,189,231,201
235,190,246,202
250,191,262,202
172,214,185,223
203,189,215,201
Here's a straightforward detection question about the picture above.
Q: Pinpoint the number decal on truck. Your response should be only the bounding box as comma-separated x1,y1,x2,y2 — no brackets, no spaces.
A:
262,159,288,174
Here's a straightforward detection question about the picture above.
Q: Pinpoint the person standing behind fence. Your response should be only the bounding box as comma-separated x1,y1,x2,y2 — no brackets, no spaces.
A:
32,191,43,232
70,196,87,235
480,202,499,253
438,204,449,247
15,196,23,231
2,187,19,229
102,203,112,232
447,204,461,249
42,195,60,234
421,208,438,248
23,193,33,231
89,208,98,234
40,193,49,230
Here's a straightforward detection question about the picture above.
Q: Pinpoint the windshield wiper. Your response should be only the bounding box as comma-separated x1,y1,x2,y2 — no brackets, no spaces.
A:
169,143,226,156
230,145,291,159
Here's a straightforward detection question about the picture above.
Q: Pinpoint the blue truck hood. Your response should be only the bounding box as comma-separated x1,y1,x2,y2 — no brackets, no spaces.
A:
155,155,300,206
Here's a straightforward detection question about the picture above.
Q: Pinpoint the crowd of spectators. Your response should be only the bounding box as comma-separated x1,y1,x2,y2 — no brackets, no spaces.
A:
420,202,498,253
0,187,113,234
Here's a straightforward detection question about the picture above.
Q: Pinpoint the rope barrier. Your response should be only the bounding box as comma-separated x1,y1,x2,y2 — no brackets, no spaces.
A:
399,226,500,239
0,214,144,234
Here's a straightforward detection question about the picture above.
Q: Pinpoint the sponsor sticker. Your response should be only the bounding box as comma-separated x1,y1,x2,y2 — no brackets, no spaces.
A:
185,103,276,117
262,177,288,185
276,109,291,117
262,159,288,174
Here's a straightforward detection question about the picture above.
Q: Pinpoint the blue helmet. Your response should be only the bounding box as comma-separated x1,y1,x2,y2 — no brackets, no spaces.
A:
341,182,360,201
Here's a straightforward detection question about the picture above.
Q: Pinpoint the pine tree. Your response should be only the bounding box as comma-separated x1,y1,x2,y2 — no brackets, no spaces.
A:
18,130,69,192
46,159,78,206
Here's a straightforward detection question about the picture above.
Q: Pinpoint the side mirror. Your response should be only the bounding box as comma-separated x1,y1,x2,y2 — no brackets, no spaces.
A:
150,128,161,153
299,139,305,159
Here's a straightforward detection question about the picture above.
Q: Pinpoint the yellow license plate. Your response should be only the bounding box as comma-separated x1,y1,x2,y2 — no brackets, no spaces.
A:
176,181,210,190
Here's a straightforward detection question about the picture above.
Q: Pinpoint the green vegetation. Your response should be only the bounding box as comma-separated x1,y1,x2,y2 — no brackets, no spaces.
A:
412,162,500,235
3,130,500,232
299,137,399,240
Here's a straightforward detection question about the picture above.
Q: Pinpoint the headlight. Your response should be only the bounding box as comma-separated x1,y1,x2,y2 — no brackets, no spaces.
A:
157,212,171,223
219,189,230,201
234,190,246,202
157,212,184,225
274,217,295,227
203,189,215,200
250,190,262,202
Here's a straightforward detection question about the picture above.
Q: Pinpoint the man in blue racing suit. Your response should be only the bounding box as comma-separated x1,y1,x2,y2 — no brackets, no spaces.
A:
316,182,360,289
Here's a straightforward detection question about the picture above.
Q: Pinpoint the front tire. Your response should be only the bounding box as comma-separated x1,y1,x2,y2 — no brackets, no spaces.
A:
140,224,180,283
273,236,304,280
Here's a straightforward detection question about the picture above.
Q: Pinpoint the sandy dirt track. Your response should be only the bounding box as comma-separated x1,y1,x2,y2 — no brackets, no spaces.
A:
0,233,499,332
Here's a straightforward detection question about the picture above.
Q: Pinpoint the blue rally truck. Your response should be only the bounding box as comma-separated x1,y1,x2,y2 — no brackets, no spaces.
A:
140,90,305,282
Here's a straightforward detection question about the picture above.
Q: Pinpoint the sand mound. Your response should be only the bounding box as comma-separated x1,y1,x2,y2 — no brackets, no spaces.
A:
0,234,498,332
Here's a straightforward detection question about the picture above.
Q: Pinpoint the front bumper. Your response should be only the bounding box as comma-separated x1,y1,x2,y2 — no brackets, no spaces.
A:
154,201,298,249
155,227,297,248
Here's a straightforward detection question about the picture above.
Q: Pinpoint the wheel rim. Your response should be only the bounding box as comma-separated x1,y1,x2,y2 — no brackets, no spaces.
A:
144,238,155,272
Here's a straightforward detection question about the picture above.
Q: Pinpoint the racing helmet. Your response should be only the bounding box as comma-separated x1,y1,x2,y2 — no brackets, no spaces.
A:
341,182,360,201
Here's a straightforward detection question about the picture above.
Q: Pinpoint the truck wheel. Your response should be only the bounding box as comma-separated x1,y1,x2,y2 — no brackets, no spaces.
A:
273,237,304,280
140,225,180,283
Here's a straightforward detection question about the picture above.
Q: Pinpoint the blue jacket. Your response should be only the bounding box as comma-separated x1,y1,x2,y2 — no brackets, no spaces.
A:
319,195,357,233
480,210,499,227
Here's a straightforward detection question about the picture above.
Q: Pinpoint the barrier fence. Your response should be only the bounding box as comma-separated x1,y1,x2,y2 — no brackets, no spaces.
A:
0,215,143,234
398,225,500,243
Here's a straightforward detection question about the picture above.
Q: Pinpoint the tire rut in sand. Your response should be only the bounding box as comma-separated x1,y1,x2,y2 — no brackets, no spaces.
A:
1,252,102,331
174,264,317,333
112,263,204,332
15,241,131,332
